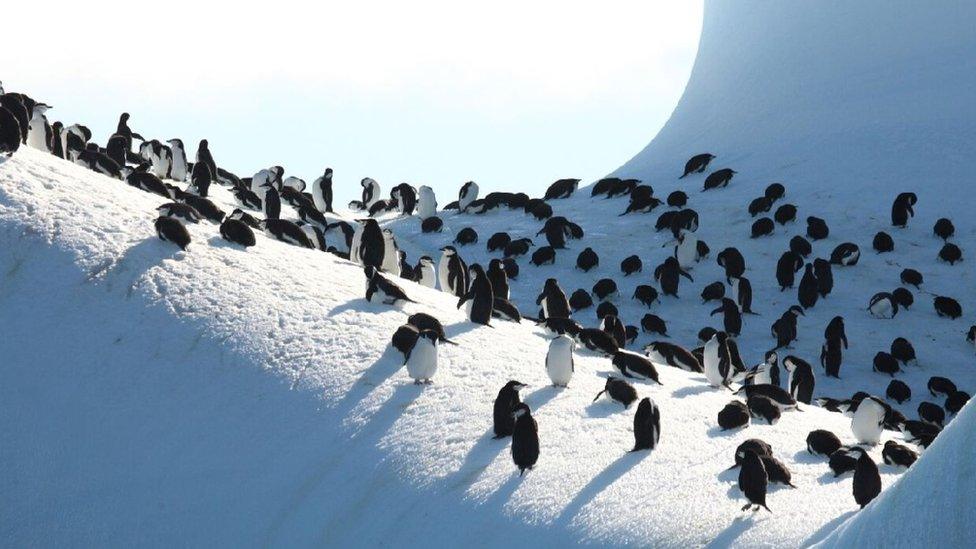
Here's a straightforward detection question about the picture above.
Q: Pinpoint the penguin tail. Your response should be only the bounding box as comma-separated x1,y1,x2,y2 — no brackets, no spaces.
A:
745,311,760,316
442,338,459,346
762,504,773,513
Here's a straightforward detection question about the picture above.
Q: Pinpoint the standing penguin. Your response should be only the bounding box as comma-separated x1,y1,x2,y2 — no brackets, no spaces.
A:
674,230,700,269
189,161,212,197
493,380,528,438
703,332,733,389
458,180,479,211
166,139,189,181
381,229,401,274
851,396,886,444
738,449,772,512
311,168,334,213
26,103,52,152
195,139,217,184
632,398,661,451
417,185,437,219
783,356,815,404
438,246,469,297
730,276,756,315
258,181,281,220
710,298,742,337
392,183,418,216
654,257,694,297
409,256,433,288
0,106,20,155
457,264,494,325
545,334,575,387
405,329,438,384
358,219,386,270
798,264,819,309
511,403,539,476
821,336,844,378
868,292,899,319
891,192,917,228
776,251,803,290
848,447,882,508
487,259,510,300
813,258,833,297
536,278,571,319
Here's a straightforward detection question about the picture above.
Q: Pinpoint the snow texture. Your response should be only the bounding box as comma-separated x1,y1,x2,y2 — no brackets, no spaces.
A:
2,0,976,547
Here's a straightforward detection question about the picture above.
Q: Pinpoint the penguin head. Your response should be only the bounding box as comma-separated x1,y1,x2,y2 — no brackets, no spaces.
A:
504,380,528,392
787,305,805,317
324,168,333,178
361,177,375,188
199,139,209,149
440,245,457,255
844,446,868,459
765,350,779,365
417,329,438,344
229,209,245,220
363,265,378,279
120,112,130,122
418,256,434,265
166,138,183,148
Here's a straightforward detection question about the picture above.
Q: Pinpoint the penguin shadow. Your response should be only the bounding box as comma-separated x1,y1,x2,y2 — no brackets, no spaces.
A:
206,234,249,252
706,425,746,438
448,427,510,492
522,386,561,411
800,510,857,547
556,451,649,524
585,399,631,419
817,470,850,485
707,514,761,549
104,237,184,285
671,384,714,399
717,466,738,484
334,346,404,415
792,449,826,465
347,380,426,441
328,296,395,316
445,321,481,339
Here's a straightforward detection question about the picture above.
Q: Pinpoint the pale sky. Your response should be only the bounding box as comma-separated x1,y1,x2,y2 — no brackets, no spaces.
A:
5,1,702,204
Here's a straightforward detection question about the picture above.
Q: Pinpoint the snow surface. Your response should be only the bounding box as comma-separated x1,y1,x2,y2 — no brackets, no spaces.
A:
3,0,976,546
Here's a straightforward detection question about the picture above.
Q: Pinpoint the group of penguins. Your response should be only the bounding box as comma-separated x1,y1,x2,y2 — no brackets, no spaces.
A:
4,85,972,516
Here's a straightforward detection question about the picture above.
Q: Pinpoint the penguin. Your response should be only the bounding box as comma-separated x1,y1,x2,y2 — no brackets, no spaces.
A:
670,208,700,237
405,329,438,384
703,332,733,389
872,351,900,377
938,243,963,265
537,278,571,319
625,397,662,453
605,179,639,198
849,447,882,508
577,328,619,356
325,221,354,256
776,251,803,290
435,246,468,297
701,281,725,303
309,168,334,213
900,268,923,288
356,219,385,270
493,381,528,438
873,231,894,253
392,183,417,216
601,315,628,348
673,230,700,270
257,181,281,220
868,292,898,319
380,229,400,274
526,201,553,220
933,295,962,319
421,216,443,233
416,185,437,219
928,376,957,398
890,337,916,366
945,391,970,415
26,103,52,152
591,279,617,302
666,190,688,208
716,247,746,282
391,324,420,361
797,264,819,309
612,350,661,384
774,203,797,225
718,400,750,430
502,258,520,280
851,396,886,444
806,216,829,240
813,258,833,297
173,193,223,223
576,247,599,272
260,219,315,248
157,202,202,223
166,139,189,182
759,455,795,487
545,334,575,387
361,177,381,208
153,216,190,251
892,287,914,309
643,341,702,372
194,139,217,185
487,232,512,253
78,149,123,179
737,450,771,512
49,121,64,158
487,259,510,299
544,178,579,200
886,379,911,404
830,243,860,266
933,218,954,241
126,170,174,199
596,302,619,322
299,223,327,251
882,440,917,468
632,285,660,308
680,153,715,178
530,246,556,266
771,306,803,349
790,235,813,258
806,430,842,457
458,180,479,211
828,447,860,477
825,316,848,348
219,218,256,247
710,298,742,337
702,168,735,191
569,289,593,311
750,217,774,238
734,384,798,411
282,176,306,192
593,377,638,407
397,251,415,281
917,401,945,427
891,192,917,228
820,336,844,378
188,161,212,197
489,298,521,323
511,403,539,476
297,205,329,230
748,395,782,425
742,351,781,387
782,356,815,404
457,264,493,325
504,238,533,258
537,317,583,338
105,133,129,166
729,276,756,315
748,196,773,217
0,93,29,144
639,314,667,337
115,112,144,151
654,257,693,297
406,314,458,347
727,439,774,470
765,183,786,201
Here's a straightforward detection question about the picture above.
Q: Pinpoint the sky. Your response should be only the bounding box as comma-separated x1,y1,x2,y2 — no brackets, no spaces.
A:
5,1,702,205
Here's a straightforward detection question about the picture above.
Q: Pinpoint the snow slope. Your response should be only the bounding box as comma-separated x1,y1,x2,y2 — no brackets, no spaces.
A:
3,1,976,547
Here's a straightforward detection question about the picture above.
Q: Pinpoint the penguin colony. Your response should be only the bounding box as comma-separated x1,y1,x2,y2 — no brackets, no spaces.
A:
3,83,972,517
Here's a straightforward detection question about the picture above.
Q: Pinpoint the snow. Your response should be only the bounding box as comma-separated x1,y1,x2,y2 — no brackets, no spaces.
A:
3,0,976,546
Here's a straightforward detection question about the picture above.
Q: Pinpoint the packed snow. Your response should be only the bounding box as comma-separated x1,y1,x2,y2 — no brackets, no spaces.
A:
3,0,976,547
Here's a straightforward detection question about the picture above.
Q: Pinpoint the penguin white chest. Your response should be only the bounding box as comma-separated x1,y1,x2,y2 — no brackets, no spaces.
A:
546,338,574,387
406,340,438,382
